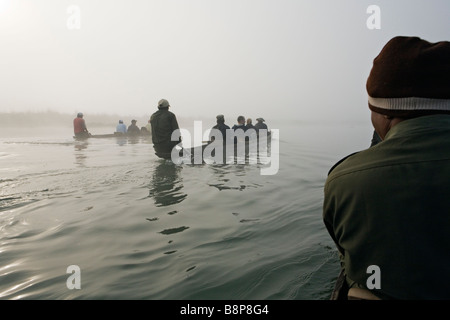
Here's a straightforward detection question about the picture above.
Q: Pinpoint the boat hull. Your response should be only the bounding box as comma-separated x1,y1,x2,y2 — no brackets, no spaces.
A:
74,132,151,140
154,136,272,164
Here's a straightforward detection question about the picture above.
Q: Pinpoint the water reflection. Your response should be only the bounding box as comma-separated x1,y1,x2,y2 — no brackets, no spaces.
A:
116,136,127,146
74,140,88,167
207,164,251,191
148,160,187,207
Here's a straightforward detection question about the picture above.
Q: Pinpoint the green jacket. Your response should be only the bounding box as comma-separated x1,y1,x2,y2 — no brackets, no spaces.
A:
323,115,450,299
150,108,180,145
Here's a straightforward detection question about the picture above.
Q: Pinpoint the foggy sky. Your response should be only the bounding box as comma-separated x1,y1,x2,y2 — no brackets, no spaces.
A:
0,0,449,125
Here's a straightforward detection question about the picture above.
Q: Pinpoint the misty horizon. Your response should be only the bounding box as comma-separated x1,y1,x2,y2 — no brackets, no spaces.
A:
1,0,449,127
0,110,294,131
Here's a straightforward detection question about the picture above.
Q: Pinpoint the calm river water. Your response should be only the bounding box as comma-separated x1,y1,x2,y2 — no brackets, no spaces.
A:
0,121,373,300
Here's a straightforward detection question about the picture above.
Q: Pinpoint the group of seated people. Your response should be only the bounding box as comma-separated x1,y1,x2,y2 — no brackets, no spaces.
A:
114,115,268,141
210,115,269,142
115,119,151,136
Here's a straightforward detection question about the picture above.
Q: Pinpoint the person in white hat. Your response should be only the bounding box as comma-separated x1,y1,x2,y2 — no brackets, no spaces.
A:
150,99,181,158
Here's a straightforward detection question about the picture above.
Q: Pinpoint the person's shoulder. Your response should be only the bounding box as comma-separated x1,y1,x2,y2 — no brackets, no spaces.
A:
169,110,177,117
151,110,162,118
325,147,383,186
217,123,230,129
327,151,361,176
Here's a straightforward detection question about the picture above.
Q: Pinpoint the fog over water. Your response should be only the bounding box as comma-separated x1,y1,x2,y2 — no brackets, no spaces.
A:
0,0,449,304
0,0,449,125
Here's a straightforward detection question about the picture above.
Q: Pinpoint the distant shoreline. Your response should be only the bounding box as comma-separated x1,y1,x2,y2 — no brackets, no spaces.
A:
0,111,151,128
0,111,227,130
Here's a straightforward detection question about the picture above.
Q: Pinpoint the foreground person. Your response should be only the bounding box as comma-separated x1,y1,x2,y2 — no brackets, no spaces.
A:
323,36,450,300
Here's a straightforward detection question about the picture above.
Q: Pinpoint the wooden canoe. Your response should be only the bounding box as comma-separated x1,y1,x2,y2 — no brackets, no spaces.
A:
154,136,272,163
74,132,151,140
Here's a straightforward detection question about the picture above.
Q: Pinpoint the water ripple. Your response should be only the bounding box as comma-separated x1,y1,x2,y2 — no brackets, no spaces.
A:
0,275,42,299
159,226,190,235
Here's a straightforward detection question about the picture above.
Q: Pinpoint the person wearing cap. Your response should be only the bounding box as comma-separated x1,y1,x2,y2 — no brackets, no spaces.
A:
127,119,141,136
209,114,230,143
323,36,450,300
254,118,268,133
73,112,90,139
115,120,127,134
150,99,181,158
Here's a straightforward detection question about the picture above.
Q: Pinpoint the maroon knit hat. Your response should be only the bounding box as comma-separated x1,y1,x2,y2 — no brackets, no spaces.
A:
367,36,450,117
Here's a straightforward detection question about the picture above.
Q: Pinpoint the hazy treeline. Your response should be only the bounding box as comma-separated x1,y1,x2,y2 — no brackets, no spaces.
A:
0,110,152,128
0,110,274,132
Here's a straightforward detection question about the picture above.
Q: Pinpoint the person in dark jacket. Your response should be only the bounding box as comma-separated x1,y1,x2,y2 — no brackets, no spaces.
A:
127,120,141,136
323,36,450,300
232,116,247,131
210,114,230,142
254,118,268,133
245,118,255,130
150,99,181,158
